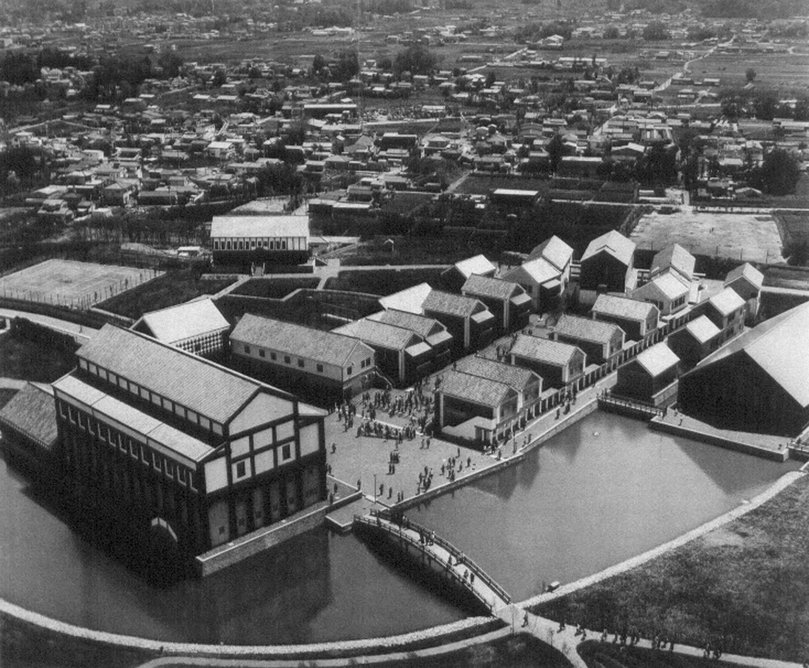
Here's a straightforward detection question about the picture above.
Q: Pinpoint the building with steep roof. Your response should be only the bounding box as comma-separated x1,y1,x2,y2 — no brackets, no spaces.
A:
705,287,746,344
52,325,327,562
456,355,542,423
613,342,680,406
461,274,532,332
551,314,625,365
527,235,574,286
230,314,375,402
209,214,310,267
579,230,636,293
367,309,453,371
678,302,809,436
666,315,721,369
591,294,658,340
502,256,564,311
631,272,689,317
0,382,58,471
650,243,695,286
441,254,496,291
132,298,230,358
509,334,586,388
724,262,764,323
422,290,496,352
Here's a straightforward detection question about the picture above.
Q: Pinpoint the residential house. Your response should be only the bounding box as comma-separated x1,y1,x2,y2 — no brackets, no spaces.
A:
631,273,690,317
455,356,542,425
591,294,658,341
509,335,586,389
579,230,636,293
704,287,746,344
422,290,496,353
550,314,625,365
612,342,680,407
367,309,453,372
502,257,563,312
724,262,764,324
461,274,532,333
666,315,721,369
441,255,496,292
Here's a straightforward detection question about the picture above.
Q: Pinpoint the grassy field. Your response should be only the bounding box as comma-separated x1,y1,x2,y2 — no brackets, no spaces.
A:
0,331,77,383
692,49,809,92
231,277,321,299
578,641,744,668
338,236,484,266
324,267,447,295
532,474,809,662
96,270,236,320
0,259,158,308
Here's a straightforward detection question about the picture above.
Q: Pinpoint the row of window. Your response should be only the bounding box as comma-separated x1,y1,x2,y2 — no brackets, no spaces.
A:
59,400,197,490
233,443,292,480
79,358,224,437
242,344,373,379
179,331,226,356
212,239,290,251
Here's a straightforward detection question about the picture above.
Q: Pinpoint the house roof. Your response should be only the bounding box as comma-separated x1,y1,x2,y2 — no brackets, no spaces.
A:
693,301,809,407
423,290,484,318
651,243,695,281
684,315,721,344
334,318,419,350
593,294,658,322
379,283,432,314
232,314,368,365
528,235,574,271
504,257,560,285
451,254,496,279
708,287,746,316
456,356,540,392
462,274,523,302
725,262,764,291
134,298,229,345
510,335,582,366
368,309,445,339
76,325,286,425
209,215,309,239
53,374,212,463
581,230,635,266
0,382,58,449
554,314,624,344
634,342,680,377
634,273,690,301
440,370,514,406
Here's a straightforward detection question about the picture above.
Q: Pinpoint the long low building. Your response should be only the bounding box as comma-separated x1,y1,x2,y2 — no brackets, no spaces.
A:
52,325,327,561
230,314,376,402
210,215,310,267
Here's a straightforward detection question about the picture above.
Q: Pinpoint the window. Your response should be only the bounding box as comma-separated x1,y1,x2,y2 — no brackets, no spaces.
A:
270,352,277,361
250,240,257,249
259,349,265,358
244,344,251,354
297,358,304,368
178,468,187,484
281,444,291,461
284,355,291,364
346,366,353,376
226,241,232,250
316,363,324,373
213,240,220,250
59,401,67,419
236,460,246,478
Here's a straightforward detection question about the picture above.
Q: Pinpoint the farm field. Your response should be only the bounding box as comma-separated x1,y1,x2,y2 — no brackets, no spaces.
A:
691,49,809,91
0,259,159,308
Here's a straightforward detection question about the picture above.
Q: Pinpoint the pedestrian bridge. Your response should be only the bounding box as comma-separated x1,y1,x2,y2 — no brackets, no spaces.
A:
353,510,511,614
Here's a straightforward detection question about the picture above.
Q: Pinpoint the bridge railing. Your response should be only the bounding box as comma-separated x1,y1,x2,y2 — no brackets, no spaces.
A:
364,510,512,606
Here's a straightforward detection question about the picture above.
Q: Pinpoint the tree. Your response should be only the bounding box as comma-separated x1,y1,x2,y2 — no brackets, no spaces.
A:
642,22,670,41
750,148,801,195
393,44,438,76
312,53,327,73
157,50,183,78
546,133,564,173
603,26,620,40
745,67,756,83
211,70,227,88
333,50,359,82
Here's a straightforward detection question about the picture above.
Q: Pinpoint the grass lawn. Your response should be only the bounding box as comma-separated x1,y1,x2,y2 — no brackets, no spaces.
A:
532,474,809,662
0,332,77,383
338,236,493,266
578,641,743,668
96,270,236,320
232,277,320,299
323,268,448,295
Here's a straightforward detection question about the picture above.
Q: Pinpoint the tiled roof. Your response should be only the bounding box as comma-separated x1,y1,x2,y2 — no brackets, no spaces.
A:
593,294,658,322
462,274,522,301
684,315,721,343
708,287,746,316
581,230,635,265
725,262,764,291
651,243,695,280
379,283,432,314
634,343,680,377
209,215,309,239
0,382,58,449
510,334,582,366
135,298,229,345
368,309,445,339
334,318,419,350
634,273,689,301
554,314,624,344
528,235,574,271
504,257,559,285
456,356,540,392
77,325,277,424
423,290,483,318
452,254,496,278
232,314,367,365
439,370,513,406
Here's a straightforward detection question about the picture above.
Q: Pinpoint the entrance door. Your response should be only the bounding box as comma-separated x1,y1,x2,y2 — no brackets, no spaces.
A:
235,499,248,536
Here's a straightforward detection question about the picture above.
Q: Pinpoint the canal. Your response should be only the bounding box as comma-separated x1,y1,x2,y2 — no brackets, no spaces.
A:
0,412,795,644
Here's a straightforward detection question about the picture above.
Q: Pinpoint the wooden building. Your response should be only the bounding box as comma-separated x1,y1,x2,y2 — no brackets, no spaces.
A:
422,290,496,354
724,262,764,324
210,215,310,268
551,314,625,365
579,230,636,293
455,356,542,425
52,325,327,561
230,314,375,403
666,315,720,369
132,298,230,358
509,335,586,388
613,342,680,407
461,274,532,333
502,257,564,312
704,287,746,344
591,294,658,341
367,309,453,372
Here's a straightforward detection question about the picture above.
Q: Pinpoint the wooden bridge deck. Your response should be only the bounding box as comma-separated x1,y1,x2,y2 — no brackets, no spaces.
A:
354,512,511,613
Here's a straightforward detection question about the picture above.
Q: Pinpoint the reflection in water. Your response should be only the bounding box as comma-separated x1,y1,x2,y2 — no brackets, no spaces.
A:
414,412,796,601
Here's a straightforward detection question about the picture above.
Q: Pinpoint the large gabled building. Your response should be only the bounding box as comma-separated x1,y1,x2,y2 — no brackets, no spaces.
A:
509,335,586,388
551,314,625,365
132,298,230,358
678,302,809,437
579,230,636,293
461,274,532,333
52,325,327,561
210,215,310,268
